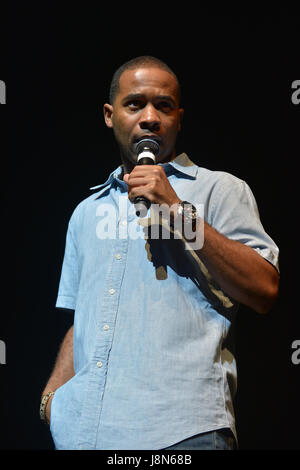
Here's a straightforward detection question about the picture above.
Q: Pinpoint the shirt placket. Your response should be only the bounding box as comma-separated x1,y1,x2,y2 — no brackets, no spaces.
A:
76,192,131,449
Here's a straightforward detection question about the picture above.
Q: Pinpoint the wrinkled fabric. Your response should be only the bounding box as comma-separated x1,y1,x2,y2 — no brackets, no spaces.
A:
51,153,279,450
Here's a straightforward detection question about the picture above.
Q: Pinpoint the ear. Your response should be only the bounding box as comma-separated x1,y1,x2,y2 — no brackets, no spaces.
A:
178,107,184,132
103,103,114,128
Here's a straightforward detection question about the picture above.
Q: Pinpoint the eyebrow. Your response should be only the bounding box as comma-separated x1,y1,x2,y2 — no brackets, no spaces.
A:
122,93,177,106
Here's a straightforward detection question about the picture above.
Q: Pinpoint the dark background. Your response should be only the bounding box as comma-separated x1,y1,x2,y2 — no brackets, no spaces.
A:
1,7,299,450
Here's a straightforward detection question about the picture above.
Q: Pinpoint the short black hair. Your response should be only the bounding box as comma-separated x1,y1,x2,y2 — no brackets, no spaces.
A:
109,55,181,105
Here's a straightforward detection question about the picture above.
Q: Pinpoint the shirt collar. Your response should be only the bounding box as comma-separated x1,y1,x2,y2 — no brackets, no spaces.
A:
89,164,124,192
89,153,198,198
162,153,198,179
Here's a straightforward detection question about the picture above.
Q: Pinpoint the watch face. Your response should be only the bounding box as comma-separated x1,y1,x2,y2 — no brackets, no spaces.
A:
180,202,197,220
177,204,184,216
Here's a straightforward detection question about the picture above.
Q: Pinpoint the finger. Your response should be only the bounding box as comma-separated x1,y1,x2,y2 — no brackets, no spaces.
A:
132,164,158,172
130,165,164,177
127,175,157,187
128,184,155,203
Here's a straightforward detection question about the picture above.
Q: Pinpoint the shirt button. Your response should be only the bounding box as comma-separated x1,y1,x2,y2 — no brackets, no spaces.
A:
96,361,103,368
109,288,115,295
103,324,109,331
115,254,121,260
121,220,127,226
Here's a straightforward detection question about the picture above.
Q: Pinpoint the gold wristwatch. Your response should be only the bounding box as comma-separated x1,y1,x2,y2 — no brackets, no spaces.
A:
174,200,198,231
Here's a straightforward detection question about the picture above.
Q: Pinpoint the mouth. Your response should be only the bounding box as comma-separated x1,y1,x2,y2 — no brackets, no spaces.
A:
133,135,162,145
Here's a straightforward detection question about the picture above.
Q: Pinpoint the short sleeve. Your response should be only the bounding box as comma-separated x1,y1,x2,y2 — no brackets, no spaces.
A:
210,175,279,272
55,211,79,311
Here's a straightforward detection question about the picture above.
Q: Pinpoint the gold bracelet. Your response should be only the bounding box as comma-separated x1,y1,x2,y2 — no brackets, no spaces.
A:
40,391,55,424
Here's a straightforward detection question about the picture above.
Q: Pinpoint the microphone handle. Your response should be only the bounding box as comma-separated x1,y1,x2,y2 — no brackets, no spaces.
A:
134,156,155,217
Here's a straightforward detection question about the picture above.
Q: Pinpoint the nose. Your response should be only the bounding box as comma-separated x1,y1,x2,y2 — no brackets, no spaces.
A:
139,103,161,132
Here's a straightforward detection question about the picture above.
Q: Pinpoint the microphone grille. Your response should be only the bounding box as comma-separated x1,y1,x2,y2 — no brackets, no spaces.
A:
136,138,160,156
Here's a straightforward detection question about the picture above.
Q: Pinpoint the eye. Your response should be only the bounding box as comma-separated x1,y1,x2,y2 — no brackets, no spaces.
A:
157,101,173,112
127,100,142,111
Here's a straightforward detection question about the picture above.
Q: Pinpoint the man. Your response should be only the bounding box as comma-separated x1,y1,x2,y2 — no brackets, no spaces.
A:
41,56,279,450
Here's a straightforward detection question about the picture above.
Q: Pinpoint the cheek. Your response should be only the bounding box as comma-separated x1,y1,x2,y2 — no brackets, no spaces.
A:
164,119,180,143
113,114,135,141
112,122,128,147
111,115,139,159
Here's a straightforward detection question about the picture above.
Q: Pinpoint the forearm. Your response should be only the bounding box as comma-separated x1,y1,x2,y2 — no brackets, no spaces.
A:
125,165,279,313
193,221,279,313
42,325,75,397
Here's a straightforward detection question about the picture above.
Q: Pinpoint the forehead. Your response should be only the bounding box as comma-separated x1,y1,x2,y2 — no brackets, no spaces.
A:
118,67,179,100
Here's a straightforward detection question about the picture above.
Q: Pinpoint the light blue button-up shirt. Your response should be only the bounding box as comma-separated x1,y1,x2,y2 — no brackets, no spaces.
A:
51,153,279,450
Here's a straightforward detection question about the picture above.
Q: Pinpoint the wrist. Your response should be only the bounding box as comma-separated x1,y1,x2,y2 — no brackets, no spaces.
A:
170,200,198,227
40,391,55,425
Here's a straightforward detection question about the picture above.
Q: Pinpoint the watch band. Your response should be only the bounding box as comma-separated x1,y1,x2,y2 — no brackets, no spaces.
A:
177,201,198,220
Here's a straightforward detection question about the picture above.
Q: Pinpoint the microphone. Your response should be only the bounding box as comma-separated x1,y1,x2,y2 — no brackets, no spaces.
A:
134,138,160,217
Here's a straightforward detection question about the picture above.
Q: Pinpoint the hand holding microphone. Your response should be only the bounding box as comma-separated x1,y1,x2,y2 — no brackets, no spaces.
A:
124,138,181,218
133,138,160,217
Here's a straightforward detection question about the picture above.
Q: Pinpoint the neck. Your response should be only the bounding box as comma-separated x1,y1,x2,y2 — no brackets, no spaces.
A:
120,161,134,179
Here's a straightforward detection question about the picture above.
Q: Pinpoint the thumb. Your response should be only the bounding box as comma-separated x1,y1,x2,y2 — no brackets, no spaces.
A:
123,173,129,184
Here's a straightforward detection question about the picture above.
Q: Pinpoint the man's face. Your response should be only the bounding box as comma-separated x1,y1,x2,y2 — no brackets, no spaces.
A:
104,66,184,170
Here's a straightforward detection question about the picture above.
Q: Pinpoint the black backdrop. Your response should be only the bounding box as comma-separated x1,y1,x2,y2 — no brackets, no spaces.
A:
1,7,299,451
